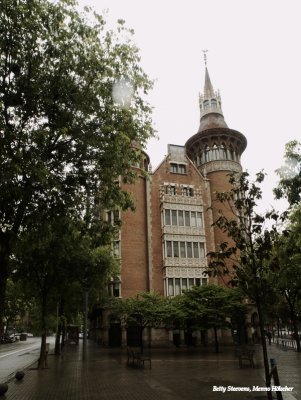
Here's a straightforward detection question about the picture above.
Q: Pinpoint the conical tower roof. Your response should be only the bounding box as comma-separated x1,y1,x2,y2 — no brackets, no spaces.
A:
198,66,228,132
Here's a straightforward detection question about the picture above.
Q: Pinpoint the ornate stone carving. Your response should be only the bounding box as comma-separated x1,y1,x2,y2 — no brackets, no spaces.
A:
164,266,206,278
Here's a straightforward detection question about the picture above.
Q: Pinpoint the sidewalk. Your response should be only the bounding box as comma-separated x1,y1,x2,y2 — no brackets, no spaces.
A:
2,340,301,400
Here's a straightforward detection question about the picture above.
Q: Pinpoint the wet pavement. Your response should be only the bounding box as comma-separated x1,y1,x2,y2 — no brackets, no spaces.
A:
1,340,300,400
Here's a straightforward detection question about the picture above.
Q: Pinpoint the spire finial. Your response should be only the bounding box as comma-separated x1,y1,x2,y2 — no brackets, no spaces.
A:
202,49,208,67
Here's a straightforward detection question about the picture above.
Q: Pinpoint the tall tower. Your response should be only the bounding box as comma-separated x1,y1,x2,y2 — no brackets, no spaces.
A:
185,58,247,282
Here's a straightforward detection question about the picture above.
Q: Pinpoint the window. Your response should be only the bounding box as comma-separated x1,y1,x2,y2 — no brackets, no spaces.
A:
205,145,211,162
113,241,120,257
204,100,209,110
175,278,181,295
168,278,174,296
164,209,203,228
196,212,203,227
180,242,186,258
178,210,184,226
165,209,171,225
191,211,197,226
170,163,186,174
199,243,205,258
165,240,205,259
178,164,186,174
187,242,193,258
109,280,121,297
173,241,179,257
212,144,219,160
193,242,199,258
211,99,217,108
165,185,176,195
185,211,190,226
220,144,227,160
166,241,172,257
170,163,178,173
182,186,193,196
172,210,177,226
166,277,207,296
107,210,120,225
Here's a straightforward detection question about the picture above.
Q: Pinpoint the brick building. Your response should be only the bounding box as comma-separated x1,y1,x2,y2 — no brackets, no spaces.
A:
93,64,247,346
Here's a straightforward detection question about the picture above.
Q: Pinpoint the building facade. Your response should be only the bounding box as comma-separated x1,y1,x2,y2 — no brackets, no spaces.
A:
92,65,248,346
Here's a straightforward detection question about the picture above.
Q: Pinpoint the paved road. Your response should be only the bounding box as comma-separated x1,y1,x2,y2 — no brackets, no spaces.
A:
0,336,55,383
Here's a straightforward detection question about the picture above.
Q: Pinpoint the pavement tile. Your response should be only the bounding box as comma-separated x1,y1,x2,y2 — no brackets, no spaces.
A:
3,341,300,400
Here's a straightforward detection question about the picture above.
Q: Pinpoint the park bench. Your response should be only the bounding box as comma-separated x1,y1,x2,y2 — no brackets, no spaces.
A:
236,346,255,368
127,347,151,368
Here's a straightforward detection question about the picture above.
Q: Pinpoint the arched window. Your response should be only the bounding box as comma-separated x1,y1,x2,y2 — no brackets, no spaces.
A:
211,99,217,108
204,145,211,162
229,146,234,161
220,143,227,160
204,100,209,110
212,144,219,160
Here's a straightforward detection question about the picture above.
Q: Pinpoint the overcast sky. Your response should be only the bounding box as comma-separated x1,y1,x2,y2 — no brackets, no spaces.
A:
78,0,301,212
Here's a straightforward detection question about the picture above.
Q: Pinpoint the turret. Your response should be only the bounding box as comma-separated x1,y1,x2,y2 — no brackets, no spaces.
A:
185,55,247,175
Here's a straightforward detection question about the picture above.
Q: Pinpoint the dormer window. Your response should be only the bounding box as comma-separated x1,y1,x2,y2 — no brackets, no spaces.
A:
170,163,186,174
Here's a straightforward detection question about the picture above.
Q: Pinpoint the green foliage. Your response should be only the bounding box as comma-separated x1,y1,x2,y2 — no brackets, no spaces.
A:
116,291,168,328
3,278,28,332
207,171,281,306
12,214,119,335
179,285,246,332
274,140,301,206
0,0,154,331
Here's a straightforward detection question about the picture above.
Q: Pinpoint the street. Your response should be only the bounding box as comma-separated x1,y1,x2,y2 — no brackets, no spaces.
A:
0,336,55,383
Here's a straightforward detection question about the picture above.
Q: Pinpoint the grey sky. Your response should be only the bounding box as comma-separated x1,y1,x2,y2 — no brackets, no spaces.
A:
78,0,301,212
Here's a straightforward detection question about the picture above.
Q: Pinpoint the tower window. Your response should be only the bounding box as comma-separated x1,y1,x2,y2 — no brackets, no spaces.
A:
204,100,209,110
205,146,211,162
211,99,217,108
212,144,219,160
220,144,227,160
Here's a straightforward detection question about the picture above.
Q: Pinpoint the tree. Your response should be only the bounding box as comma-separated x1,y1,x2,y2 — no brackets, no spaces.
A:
274,140,301,206
0,0,154,333
3,278,28,335
13,214,118,368
207,171,281,400
273,206,301,351
113,291,168,351
180,285,247,353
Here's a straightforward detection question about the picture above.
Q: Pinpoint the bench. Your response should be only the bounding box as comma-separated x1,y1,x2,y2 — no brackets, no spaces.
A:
236,346,255,368
127,347,151,368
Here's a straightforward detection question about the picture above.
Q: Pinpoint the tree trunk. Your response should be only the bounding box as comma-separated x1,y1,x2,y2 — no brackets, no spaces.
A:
38,296,48,369
0,235,10,336
214,327,219,353
257,301,273,400
287,301,301,352
38,332,48,369
54,298,65,355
